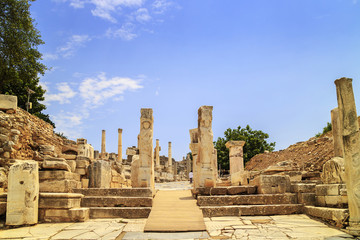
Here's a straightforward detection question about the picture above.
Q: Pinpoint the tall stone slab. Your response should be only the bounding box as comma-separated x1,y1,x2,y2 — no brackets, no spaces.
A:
197,106,217,188
225,141,246,175
155,139,161,171
335,77,360,235
6,161,39,225
189,128,200,189
136,108,154,190
88,160,111,188
118,128,123,162
331,108,344,158
186,153,192,180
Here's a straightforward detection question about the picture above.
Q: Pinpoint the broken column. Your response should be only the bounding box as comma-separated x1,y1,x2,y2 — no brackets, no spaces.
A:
331,108,344,158
335,77,360,235
189,128,199,189
225,141,246,175
88,160,111,188
155,139,161,171
101,130,106,159
197,106,217,188
118,128,123,162
167,142,173,173
132,108,154,190
6,161,39,225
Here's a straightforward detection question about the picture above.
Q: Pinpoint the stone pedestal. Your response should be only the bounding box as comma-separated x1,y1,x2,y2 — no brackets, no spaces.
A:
133,108,154,190
197,106,217,188
88,160,111,188
6,161,39,225
331,108,344,158
118,128,123,162
335,77,360,235
225,140,246,175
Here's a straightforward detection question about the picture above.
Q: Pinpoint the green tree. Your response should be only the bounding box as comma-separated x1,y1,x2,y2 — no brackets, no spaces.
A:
315,122,332,138
214,125,276,170
0,0,54,127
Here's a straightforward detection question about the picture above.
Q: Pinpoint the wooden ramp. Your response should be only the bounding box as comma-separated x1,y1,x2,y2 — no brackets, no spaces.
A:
144,190,206,232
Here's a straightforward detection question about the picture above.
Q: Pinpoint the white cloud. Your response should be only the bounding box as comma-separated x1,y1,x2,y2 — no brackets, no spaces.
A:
79,72,143,107
135,8,151,23
152,0,172,14
45,82,77,104
53,112,84,139
43,53,59,61
106,22,137,40
57,35,91,58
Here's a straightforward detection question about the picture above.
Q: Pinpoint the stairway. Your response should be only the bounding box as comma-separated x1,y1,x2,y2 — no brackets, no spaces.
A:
196,186,303,217
73,188,153,219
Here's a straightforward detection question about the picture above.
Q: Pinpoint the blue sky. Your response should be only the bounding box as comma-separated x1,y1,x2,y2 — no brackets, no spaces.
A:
31,0,360,162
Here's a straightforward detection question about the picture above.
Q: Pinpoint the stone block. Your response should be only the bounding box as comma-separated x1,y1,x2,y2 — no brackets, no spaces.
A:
250,175,287,194
39,207,89,222
6,161,39,226
227,186,248,195
66,160,76,172
321,157,345,184
324,195,348,207
231,171,249,186
59,154,77,160
88,160,111,188
40,180,81,193
316,196,326,207
39,193,83,209
315,184,346,196
75,168,86,175
0,94,17,111
297,193,315,205
76,156,91,161
76,160,89,169
304,206,349,226
0,202,6,216
39,171,80,181
42,159,71,172
210,187,228,195
291,183,316,193
81,179,89,188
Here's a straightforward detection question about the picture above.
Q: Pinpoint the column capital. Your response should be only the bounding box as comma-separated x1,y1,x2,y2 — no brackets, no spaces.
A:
118,128,123,133
225,140,245,149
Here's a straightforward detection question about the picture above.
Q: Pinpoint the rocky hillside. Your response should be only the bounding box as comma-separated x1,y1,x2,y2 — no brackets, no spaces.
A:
245,131,334,172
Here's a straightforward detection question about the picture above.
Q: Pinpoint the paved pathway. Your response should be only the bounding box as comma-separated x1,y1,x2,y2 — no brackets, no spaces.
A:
144,190,206,232
0,182,356,239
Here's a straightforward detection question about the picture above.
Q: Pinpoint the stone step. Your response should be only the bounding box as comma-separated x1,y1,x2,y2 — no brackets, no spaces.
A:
82,196,153,207
200,204,303,217
197,193,297,206
195,186,257,196
89,207,151,219
304,206,349,227
73,188,153,197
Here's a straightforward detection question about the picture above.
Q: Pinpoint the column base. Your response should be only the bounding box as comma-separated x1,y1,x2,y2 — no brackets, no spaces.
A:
347,222,360,236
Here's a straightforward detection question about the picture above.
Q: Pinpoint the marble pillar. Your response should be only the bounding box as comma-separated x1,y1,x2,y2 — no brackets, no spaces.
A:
197,106,217,188
118,128,123,162
225,140,246,175
331,108,344,158
335,77,360,235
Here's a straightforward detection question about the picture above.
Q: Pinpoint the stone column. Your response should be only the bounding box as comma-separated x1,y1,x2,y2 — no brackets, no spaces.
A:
189,128,199,189
6,161,39,225
101,130,106,158
331,108,344,158
335,77,360,235
118,128,123,162
136,108,154,190
167,142,172,173
186,153,192,180
225,141,246,175
197,106,217,188
155,139,161,170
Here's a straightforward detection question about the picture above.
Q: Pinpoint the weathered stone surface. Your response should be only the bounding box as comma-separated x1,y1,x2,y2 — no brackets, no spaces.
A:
297,193,315,205
6,161,39,225
39,193,83,209
88,160,111,188
250,175,288,194
291,183,316,193
226,141,246,175
40,145,55,154
227,186,257,195
210,187,228,195
231,171,250,186
132,109,154,190
75,168,86,175
335,77,360,233
304,206,349,226
198,193,297,206
0,94,17,111
201,204,303,217
197,106,217,188
0,202,6,216
321,157,345,184
39,207,89,222
315,184,346,196
81,179,89,188
76,159,89,168
39,179,81,193
82,196,152,207
131,155,139,187
42,157,71,172
59,154,77,160
77,138,94,159
39,170,80,181
331,107,344,157
73,188,153,197
66,160,76,172
189,128,200,189
89,207,151,219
